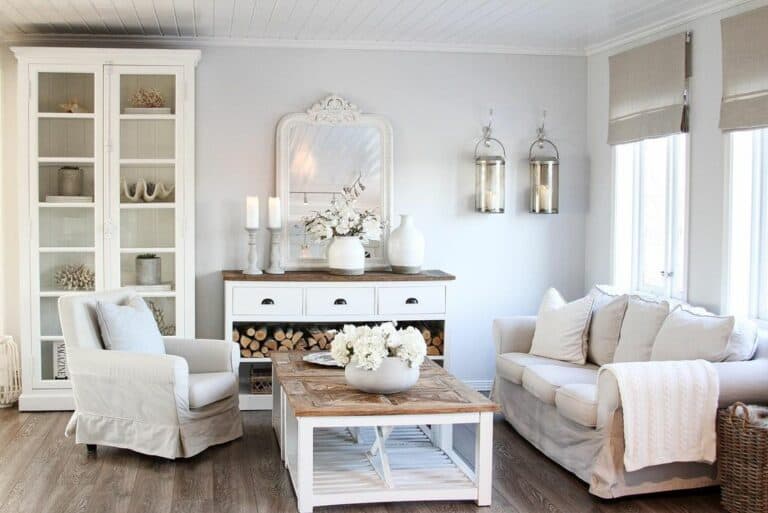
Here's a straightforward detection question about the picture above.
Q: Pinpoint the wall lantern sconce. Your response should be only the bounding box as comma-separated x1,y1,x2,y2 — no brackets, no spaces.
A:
474,110,506,213
529,112,559,214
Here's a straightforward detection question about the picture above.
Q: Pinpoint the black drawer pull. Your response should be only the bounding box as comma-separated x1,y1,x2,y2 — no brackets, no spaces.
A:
405,297,419,305
334,298,347,305
261,298,275,305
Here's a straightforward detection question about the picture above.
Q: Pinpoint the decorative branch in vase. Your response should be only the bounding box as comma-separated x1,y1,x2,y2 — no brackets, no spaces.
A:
302,175,383,275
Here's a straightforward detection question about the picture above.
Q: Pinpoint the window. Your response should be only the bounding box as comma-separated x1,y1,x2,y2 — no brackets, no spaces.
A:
613,134,688,298
726,128,768,321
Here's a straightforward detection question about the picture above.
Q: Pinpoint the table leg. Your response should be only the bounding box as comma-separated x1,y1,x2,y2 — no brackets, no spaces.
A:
475,411,493,506
367,426,393,488
296,419,314,513
280,387,288,464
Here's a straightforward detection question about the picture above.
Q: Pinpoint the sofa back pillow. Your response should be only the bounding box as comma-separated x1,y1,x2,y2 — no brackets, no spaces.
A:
651,307,757,362
613,296,670,362
96,296,166,354
587,287,628,365
529,288,595,365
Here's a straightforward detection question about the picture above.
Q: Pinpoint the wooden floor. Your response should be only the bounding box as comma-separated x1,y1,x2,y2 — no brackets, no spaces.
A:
0,408,724,513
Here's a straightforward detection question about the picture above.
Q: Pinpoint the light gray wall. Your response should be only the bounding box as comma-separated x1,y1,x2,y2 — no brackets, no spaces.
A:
0,44,588,383
195,47,588,381
584,1,766,313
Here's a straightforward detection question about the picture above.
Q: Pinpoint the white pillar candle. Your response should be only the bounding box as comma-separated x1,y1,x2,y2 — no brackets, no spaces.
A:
246,196,259,229
267,197,282,229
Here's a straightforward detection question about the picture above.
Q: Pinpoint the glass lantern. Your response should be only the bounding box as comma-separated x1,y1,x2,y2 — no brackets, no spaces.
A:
529,137,559,214
475,140,506,213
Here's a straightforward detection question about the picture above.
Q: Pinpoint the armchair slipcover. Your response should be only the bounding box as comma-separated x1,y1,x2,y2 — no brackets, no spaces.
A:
59,289,243,459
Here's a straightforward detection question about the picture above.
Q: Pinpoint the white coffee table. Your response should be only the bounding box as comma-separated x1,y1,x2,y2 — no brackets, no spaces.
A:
271,352,498,513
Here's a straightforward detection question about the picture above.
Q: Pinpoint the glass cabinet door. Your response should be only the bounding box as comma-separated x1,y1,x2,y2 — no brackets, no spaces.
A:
108,67,183,337
31,65,103,386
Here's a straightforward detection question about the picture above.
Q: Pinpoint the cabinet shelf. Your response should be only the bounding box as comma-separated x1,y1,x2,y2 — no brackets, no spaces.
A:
39,202,95,208
39,290,92,297
120,247,175,254
39,247,95,253
120,159,175,166
120,203,175,209
38,157,95,164
38,112,95,119
120,114,176,121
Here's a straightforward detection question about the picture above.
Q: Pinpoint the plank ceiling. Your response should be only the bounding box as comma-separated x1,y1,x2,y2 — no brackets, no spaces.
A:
0,0,748,54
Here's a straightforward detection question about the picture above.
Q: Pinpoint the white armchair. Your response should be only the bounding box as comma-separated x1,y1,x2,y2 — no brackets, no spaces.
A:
59,289,243,459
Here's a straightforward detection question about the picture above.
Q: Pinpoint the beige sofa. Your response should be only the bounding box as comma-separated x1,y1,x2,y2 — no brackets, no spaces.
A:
492,314,768,498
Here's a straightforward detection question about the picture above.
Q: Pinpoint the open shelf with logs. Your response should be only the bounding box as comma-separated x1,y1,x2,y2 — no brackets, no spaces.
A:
232,320,444,360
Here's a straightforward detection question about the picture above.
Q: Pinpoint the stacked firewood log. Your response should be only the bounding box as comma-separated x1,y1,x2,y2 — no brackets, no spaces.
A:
232,323,444,358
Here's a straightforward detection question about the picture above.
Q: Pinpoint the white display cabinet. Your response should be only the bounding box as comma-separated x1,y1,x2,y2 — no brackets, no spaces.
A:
14,48,200,411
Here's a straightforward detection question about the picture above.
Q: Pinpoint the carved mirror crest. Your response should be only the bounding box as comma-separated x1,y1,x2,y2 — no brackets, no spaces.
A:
276,95,393,270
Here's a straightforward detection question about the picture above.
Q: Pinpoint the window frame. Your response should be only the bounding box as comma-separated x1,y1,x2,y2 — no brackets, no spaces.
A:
722,129,768,328
610,133,690,300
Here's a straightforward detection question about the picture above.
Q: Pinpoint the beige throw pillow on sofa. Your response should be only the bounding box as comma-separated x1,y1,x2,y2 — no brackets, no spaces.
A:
651,306,757,362
613,296,670,362
529,288,595,365
587,287,628,365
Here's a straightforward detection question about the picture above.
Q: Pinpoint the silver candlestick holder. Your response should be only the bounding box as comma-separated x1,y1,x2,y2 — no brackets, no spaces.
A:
243,227,262,275
265,228,285,274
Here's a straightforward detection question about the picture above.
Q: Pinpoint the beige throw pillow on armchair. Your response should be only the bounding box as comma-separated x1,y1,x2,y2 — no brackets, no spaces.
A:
529,288,595,365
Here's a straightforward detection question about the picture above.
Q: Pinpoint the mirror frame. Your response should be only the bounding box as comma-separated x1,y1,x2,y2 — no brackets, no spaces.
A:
275,94,394,270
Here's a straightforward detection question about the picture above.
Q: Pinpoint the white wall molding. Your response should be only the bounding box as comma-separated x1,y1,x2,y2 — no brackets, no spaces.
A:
585,0,759,56
0,33,584,57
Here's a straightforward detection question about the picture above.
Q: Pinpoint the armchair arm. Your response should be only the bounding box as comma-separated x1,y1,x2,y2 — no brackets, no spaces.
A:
66,347,189,424
163,338,239,374
493,316,536,354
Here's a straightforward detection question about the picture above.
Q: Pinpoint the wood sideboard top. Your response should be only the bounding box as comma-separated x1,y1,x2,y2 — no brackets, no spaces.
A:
222,269,456,282
271,352,498,417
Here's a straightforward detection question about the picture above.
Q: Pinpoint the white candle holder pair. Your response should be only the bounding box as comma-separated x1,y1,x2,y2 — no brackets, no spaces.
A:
243,227,284,275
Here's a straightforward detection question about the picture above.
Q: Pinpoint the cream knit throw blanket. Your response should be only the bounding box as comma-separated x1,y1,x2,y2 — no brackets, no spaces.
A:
600,360,719,472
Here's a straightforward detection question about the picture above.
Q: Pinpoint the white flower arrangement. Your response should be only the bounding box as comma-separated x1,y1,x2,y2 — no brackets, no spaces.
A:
303,176,383,243
330,322,427,371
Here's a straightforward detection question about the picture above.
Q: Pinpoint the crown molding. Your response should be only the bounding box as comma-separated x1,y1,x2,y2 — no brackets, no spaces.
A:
585,0,758,56
0,32,585,57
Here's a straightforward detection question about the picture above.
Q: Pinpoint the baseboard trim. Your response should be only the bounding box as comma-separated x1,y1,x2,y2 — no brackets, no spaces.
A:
462,379,494,392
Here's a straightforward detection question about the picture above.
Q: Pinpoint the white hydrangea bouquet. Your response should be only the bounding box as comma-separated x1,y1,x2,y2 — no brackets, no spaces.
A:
331,322,427,371
303,176,383,243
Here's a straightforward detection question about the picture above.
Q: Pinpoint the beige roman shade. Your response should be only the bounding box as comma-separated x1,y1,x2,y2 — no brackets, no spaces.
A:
608,33,690,145
720,5,768,130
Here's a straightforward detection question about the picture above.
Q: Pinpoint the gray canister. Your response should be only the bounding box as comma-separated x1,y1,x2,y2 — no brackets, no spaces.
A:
58,166,83,196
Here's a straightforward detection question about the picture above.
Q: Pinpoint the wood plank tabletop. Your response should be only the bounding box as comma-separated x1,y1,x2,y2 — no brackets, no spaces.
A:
272,352,498,417
222,269,456,282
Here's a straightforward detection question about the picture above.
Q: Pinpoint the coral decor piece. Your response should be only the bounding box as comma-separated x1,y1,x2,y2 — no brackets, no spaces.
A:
146,299,175,336
54,264,95,291
59,98,84,113
130,87,165,108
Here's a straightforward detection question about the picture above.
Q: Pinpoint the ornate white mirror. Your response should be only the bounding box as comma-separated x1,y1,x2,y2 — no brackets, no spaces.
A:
276,95,393,270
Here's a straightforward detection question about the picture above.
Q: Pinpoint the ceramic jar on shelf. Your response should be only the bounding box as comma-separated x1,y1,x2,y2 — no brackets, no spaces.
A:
327,236,365,276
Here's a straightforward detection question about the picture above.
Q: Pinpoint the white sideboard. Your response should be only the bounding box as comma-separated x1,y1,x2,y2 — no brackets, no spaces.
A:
223,270,455,410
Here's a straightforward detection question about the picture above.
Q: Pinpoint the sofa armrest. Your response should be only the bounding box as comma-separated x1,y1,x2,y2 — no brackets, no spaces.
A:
596,359,768,428
163,338,238,374
714,359,768,407
66,347,189,423
493,316,536,354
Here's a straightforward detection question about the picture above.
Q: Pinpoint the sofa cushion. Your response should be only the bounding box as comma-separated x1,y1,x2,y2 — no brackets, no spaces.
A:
650,307,758,362
587,287,628,365
188,372,236,409
613,296,670,362
530,288,595,364
555,384,598,427
496,352,596,384
522,365,598,405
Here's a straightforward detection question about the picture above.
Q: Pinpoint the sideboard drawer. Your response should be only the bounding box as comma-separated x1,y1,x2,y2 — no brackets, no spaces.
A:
231,287,303,316
378,286,446,315
305,287,375,316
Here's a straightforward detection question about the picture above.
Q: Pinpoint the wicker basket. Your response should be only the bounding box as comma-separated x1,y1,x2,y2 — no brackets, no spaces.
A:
249,366,272,395
718,402,768,513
